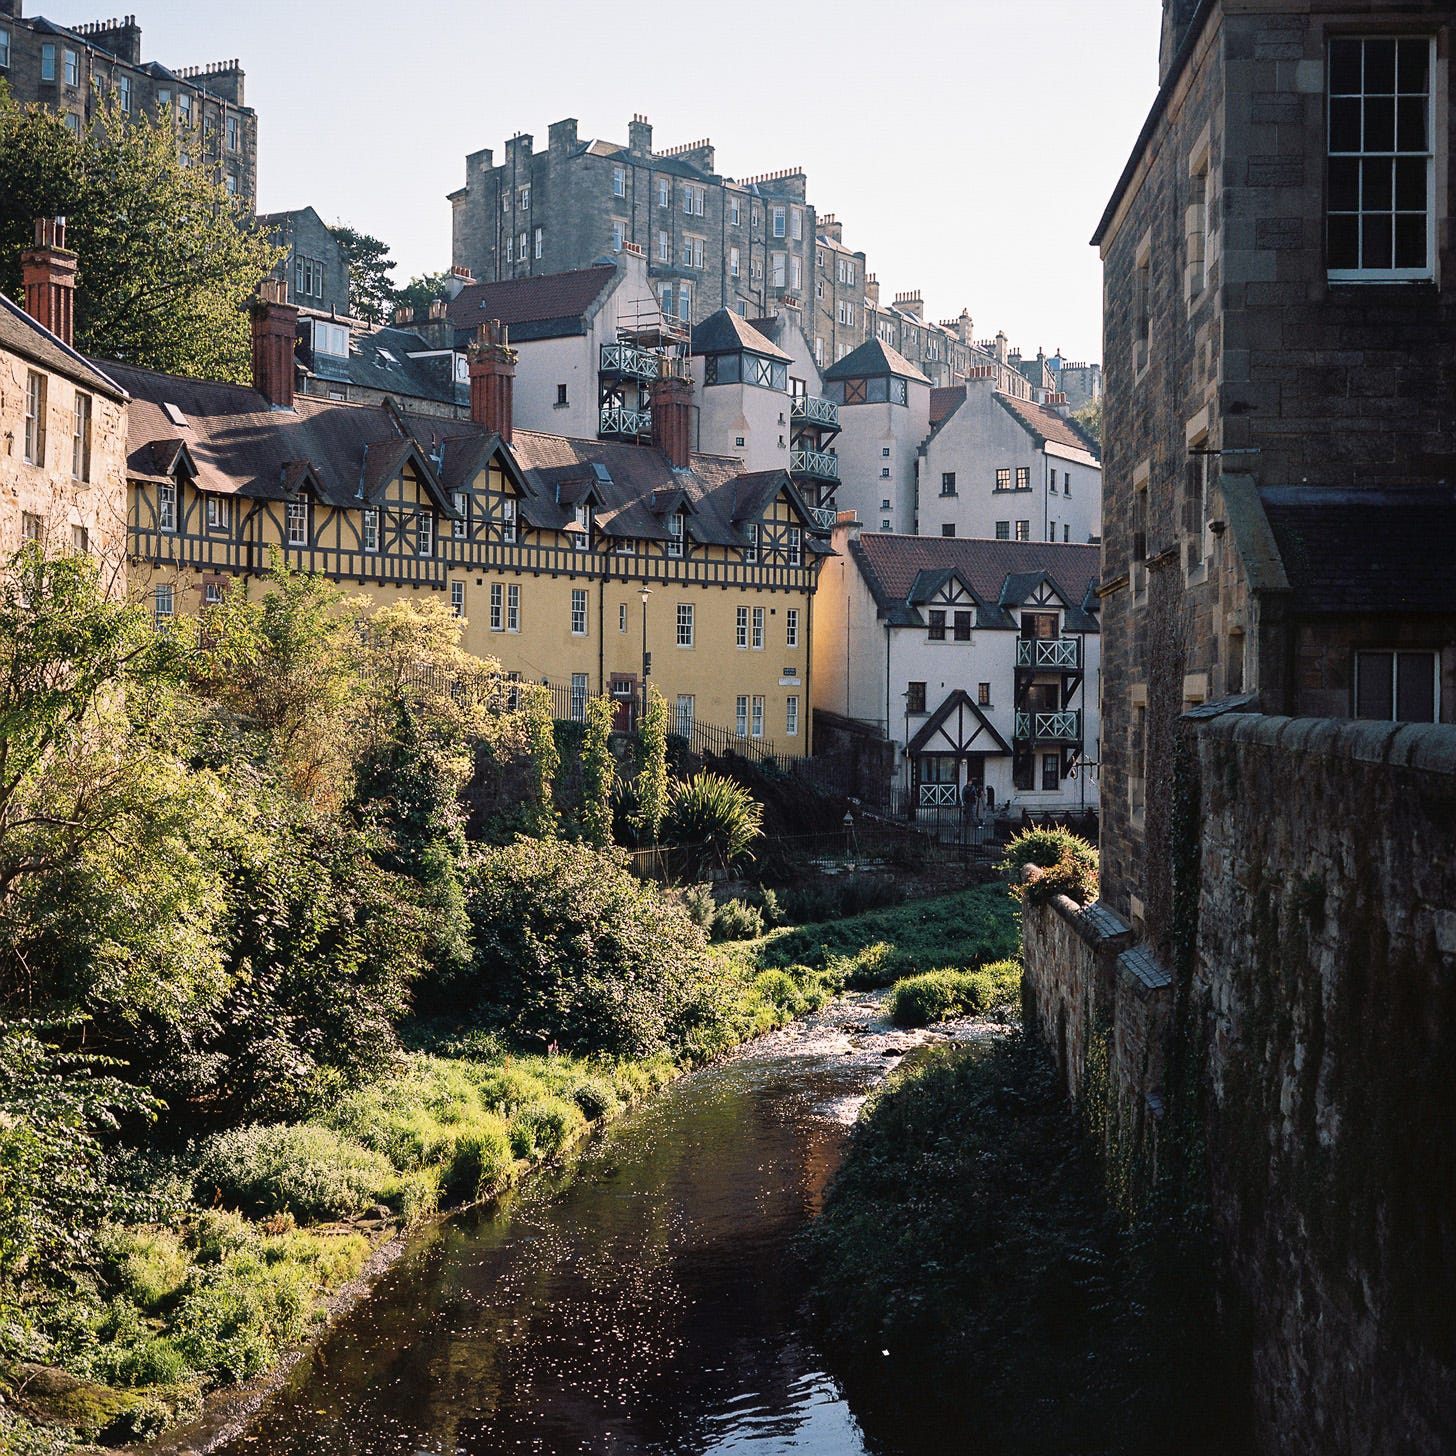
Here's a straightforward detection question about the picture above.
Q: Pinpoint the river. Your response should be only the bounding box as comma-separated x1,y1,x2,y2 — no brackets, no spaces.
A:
213,994,992,1456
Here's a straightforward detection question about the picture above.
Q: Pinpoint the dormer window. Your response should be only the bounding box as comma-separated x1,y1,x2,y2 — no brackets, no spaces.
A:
667,513,684,558
314,321,349,357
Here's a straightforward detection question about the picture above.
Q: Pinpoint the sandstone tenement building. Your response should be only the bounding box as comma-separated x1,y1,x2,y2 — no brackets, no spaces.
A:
0,2,258,208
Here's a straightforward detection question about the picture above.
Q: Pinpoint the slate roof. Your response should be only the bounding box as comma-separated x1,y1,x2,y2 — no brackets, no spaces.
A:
444,267,617,344
690,309,791,361
850,534,1100,631
329,326,467,410
994,393,1100,458
1260,484,1456,615
822,336,930,385
930,385,966,427
0,292,126,400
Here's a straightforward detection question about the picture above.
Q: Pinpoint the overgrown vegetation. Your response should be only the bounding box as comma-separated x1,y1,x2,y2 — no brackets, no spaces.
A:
806,1035,1244,1456
1000,825,1100,905
884,959,1022,1027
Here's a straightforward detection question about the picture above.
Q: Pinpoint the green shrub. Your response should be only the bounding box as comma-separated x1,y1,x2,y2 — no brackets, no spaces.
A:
454,838,714,1057
885,959,1023,1027
442,1124,515,1202
679,882,716,931
507,1096,584,1160
711,897,765,942
193,1124,393,1222
662,772,764,872
102,1227,191,1313
1000,827,1099,906
568,1075,623,1121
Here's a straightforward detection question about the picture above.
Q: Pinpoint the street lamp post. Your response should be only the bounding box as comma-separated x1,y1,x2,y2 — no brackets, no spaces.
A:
639,585,652,729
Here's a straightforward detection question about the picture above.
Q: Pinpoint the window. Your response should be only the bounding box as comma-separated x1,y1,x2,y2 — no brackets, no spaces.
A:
0,27,10,68
881,467,891,478
667,693,692,739
681,238,693,268
490,582,503,631
941,524,956,538
21,512,41,543
286,500,309,546
729,245,740,277
743,524,758,563
772,205,786,238
677,602,694,647
785,607,799,648
507,584,520,631
791,207,803,241
658,230,671,262
1016,466,1030,490
880,520,892,532
556,383,569,407
158,481,177,533
1064,525,1071,542
1355,649,1437,721
786,527,801,566
519,231,528,261
786,696,799,737
940,471,957,496
571,672,589,722
534,227,543,260
1065,472,1072,496
451,580,465,617
736,695,749,737
518,185,530,211
771,252,786,287
1185,440,1211,570
619,603,628,633
729,195,741,227
659,284,673,316
658,177,670,208
116,74,131,112
452,490,469,539
978,682,991,706
668,513,684,557
1328,37,1434,279
414,511,432,557
750,695,765,738
64,112,81,136
1015,520,1030,541
1042,753,1061,791
1187,149,1209,297
63,48,78,86
1134,241,1152,373
505,235,513,263
906,681,927,714
205,495,230,531
71,525,89,555
954,610,972,641
362,507,378,553
226,114,239,151
177,92,192,124
41,43,56,81
571,588,587,636
153,584,174,626
736,606,750,648
24,371,46,465
574,502,593,550
928,610,946,641
995,468,1011,492
995,521,1009,540
500,497,517,543
678,286,691,322
612,220,624,252
751,606,764,649
612,166,625,197
64,389,92,482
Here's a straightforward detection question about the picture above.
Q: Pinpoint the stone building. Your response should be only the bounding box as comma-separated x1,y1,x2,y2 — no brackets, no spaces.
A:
812,524,1100,816
256,207,350,317
0,2,257,207
112,280,829,754
0,218,127,587
1094,0,1456,958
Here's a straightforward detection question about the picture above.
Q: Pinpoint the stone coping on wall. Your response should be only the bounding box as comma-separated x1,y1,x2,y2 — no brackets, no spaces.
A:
1035,886,1135,953
1117,945,1174,995
1196,713,1456,774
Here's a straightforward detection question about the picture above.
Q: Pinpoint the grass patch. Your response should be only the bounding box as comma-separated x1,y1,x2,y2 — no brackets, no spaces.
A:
884,958,1022,1027
805,1034,1244,1456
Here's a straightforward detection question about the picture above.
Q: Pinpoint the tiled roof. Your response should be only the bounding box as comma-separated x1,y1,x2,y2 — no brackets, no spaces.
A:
691,309,791,361
444,267,617,344
822,337,930,385
993,393,1100,458
930,385,966,426
850,533,1100,631
336,327,466,409
0,292,126,400
1260,484,1456,615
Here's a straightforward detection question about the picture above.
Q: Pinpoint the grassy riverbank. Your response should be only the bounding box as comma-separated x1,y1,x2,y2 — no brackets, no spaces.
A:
4,884,1018,1454
805,1033,1246,1456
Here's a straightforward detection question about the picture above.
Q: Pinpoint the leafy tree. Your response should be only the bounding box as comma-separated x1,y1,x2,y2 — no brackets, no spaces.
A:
1072,394,1103,451
522,690,560,839
632,686,669,846
327,223,397,325
0,90,282,382
394,270,453,320
578,693,615,848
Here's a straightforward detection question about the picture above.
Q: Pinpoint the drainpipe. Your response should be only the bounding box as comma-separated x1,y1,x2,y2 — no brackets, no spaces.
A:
804,580,814,756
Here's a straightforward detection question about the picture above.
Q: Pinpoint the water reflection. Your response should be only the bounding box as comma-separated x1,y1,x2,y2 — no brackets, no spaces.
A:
215,1000,988,1456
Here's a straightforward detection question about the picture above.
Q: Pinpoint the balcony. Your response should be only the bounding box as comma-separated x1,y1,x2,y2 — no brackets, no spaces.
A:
1014,709,1082,743
600,342,663,382
600,405,652,439
790,394,840,431
1015,637,1082,671
789,447,840,483
805,505,837,531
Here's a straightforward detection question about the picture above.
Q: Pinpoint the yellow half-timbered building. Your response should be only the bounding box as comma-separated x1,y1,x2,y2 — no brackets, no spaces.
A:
111,300,829,754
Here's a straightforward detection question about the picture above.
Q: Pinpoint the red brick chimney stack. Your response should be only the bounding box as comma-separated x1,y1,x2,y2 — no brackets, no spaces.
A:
650,365,693,470
469,320,516,443
250,276,298,409
22,217,78,348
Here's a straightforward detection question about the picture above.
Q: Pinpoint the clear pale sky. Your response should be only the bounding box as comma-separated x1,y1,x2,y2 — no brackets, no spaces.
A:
37,0,1163,362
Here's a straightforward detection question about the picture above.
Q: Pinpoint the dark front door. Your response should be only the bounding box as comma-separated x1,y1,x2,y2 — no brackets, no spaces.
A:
609,673,638,732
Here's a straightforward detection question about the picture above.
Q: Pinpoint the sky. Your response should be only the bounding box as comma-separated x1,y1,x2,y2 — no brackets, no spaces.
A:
36,0,1164,363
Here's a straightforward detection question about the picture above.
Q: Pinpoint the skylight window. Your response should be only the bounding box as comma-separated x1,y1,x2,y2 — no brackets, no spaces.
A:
163,402,188,427
377,348,398,365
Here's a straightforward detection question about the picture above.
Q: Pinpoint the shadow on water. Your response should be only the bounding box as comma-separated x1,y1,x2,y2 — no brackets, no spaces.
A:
214,998,993,1456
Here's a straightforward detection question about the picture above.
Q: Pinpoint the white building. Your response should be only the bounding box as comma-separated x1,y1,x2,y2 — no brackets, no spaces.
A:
813,523,1101,815
919,381,1102,543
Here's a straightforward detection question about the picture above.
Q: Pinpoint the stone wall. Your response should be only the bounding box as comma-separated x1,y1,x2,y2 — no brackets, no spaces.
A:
1023,711,1456,1454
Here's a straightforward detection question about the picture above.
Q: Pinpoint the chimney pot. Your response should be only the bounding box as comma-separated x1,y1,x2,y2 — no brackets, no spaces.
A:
468,320,517,442
21,216,78,347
